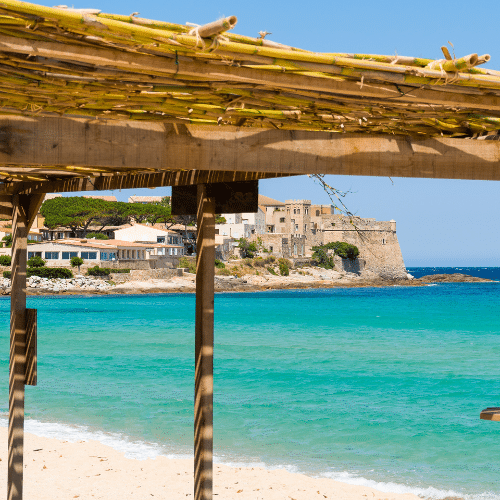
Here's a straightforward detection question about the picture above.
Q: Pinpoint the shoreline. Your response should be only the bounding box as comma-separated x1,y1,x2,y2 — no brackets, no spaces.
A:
18,272,495,296
0,427,425,500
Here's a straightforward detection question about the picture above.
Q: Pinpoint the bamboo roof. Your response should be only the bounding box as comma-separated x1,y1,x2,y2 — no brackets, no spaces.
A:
0,0,500,187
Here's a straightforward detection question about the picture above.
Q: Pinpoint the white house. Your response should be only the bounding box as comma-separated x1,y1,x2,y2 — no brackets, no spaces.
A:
113,224,184,252
26,237,184,268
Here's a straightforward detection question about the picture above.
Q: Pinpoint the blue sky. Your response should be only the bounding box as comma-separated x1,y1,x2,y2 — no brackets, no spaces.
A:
39,0,500,266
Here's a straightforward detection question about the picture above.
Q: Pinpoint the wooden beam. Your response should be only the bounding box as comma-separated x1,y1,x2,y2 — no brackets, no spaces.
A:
0,117,499,184
8,194,27,500
194,184,215,500
5,169,285,196
2,34,500,111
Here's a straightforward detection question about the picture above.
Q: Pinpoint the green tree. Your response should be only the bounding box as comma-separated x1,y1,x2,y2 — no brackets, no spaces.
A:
237,238,257,258
27,255,45,268
41,197,109,233
311,246,335,269
70,256,84,274
2,234,12,248
324,241,359,260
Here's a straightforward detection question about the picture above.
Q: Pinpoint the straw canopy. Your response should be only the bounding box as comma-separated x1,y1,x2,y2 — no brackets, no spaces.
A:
0,0,499,185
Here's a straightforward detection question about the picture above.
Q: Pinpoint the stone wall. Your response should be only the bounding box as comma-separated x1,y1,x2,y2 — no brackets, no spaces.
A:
320,215,406,279
250,233,306,258
110,268,184,283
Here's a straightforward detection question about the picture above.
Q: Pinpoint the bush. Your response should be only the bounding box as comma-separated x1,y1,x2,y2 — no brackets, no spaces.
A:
214,259,225,269
278,258,290,276
216,267,231,276
85,232,109,240
87,265,111,277
105,268,130,274
28,267,73,279
243,258,254,267
254,257,266,267
3,270,10,279
178,256,196,274
0,255,11,266
28,255,45,268
267,266,277,276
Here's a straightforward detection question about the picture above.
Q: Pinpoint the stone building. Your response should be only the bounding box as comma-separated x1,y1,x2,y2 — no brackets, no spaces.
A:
255,196,407,278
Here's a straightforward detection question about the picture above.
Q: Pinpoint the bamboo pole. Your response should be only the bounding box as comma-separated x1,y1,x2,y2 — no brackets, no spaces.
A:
194,183,215,500
8,194,27,500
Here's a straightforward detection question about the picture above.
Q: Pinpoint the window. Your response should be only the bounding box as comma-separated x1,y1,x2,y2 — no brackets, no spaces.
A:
305,208,309,215
100,252,108,260
316,210,320,216
174,248,178,255
382,238,386,245
304,224,307,232
44,252,59,259
81,251,97,259
109,252,116,260
157,236,165,243
297,209,300,214
269,246,273,252
279,217,285,223
293,209,296,214
57,232,65,239
28,252,42,259
169,248,173,255
62,252,78,260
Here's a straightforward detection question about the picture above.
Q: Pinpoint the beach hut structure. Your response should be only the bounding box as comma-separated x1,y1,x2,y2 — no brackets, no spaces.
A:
0,2,500,498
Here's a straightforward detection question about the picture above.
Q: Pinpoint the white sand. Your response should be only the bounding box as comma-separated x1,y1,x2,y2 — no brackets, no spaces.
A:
0,429,422,500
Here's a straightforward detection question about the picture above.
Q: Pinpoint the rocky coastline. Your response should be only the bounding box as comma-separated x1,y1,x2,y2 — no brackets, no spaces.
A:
0,269,494,296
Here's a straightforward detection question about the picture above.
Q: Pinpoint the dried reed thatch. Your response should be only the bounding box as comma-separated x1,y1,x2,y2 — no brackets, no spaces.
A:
0,0,499,182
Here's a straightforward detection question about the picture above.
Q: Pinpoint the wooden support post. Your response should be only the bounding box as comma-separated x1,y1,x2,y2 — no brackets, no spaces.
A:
8,194,27,500
194,184,215,500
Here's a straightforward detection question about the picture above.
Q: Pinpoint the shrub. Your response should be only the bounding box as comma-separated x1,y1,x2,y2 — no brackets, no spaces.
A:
87,265,111,277
3,270,10,279
85,232,109,240
267,266,277,276
278,258,290,276
264,256,276,264
254,257,266,267
214,259,225,269
2,234,12,248
243,258,254,267
28,255,45,267
105,268,130,274
216,267,231,276
70,256,84,271
178,256,196,274
28,267,73,279
0,255,11,266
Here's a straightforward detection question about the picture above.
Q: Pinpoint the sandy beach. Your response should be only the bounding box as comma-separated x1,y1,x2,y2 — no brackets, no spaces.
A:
0,428,422,500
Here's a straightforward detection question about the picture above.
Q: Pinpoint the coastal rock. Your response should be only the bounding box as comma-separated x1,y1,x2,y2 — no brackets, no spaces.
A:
417,273,493,283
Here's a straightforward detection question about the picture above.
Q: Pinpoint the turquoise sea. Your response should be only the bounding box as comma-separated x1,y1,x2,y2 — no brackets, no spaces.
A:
1,267,500,499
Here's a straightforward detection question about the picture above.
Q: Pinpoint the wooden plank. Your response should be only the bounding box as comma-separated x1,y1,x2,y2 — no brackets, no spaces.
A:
8,194,27,500
171,180,258,215
2,34,500,111
25,309,36,387
0,117,499,185
480,407,500,421
194,184,215,500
